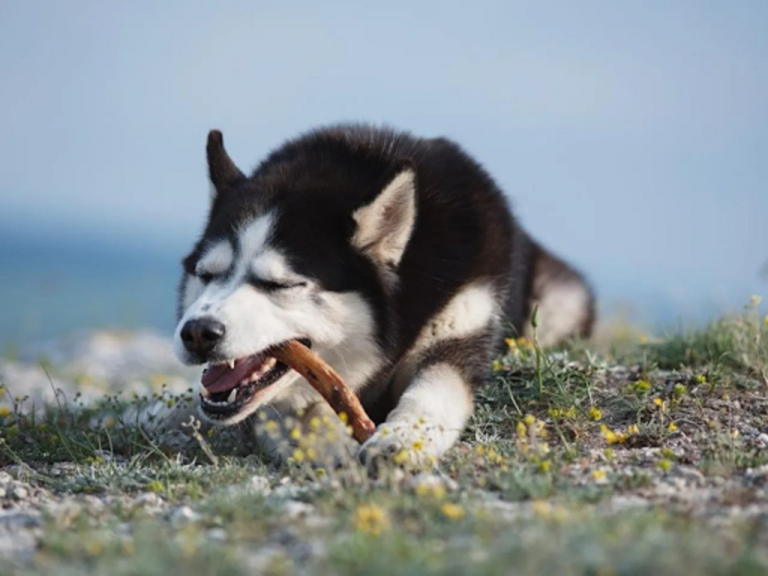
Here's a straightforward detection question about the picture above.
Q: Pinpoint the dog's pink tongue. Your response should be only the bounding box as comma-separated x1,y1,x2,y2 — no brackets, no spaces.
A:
200,355,267,394
201,360,249,394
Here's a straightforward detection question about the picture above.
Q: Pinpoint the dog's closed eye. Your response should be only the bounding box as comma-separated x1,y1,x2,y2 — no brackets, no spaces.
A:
250,277,308,292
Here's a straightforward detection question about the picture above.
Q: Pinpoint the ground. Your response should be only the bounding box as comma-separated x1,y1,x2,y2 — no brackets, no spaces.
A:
0,299,766,575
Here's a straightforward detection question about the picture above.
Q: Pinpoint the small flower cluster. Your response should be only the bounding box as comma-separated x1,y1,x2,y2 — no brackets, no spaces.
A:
254,409,354,470
492,337,538,372
505,337,536,355
440,502,465,521
515,414,551,471
600,423,639,445
353,504,390,535
547,406,577,420
632,380,651,395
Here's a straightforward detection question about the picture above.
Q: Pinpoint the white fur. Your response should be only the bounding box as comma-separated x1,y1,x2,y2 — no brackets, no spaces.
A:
361,363,473,464
239,212,275,259
412,282,498,355
524,280,590,347
352,168,416,269
251,249,304,286
181,276,205,313
174,211,383,424
195,241,234,277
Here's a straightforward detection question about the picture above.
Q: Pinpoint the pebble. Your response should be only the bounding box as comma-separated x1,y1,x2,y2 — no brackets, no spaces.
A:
207,528,227,542
227,475,272,498
129,492,166,515
170,506,201,526
12,487,28,501
283,500,315,519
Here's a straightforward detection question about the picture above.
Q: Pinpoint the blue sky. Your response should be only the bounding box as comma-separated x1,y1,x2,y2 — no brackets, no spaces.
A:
1,1,767,323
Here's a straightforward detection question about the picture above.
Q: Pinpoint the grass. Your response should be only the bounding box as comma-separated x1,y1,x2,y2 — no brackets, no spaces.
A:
0,299,767,574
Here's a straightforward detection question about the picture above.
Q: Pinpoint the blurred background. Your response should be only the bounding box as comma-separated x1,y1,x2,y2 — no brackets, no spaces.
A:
1,0,767,348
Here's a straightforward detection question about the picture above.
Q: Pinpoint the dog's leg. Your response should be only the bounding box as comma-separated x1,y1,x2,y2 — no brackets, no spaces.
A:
358,362,474,469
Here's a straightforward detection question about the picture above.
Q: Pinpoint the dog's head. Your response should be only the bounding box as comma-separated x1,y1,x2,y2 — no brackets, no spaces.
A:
174,130,417,425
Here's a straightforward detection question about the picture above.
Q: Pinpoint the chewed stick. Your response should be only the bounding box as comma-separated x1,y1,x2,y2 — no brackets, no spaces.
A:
270,340,375,444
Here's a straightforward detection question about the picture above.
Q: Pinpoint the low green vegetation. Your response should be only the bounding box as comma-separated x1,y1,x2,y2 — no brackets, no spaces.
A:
0,299,766,575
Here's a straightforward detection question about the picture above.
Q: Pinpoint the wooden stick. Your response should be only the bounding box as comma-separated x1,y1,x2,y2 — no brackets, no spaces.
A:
270,340,375,444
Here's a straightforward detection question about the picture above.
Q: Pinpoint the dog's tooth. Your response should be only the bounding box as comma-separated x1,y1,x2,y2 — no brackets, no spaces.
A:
227,389,237,403
228,360,236,370
200,387,210,398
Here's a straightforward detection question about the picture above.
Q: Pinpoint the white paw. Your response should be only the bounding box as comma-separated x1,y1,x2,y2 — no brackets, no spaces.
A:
357,419,444,471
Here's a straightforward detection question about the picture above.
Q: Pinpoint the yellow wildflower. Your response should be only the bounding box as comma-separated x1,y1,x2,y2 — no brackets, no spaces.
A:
475,445,485,456
627,424,640,435
411,439,424,452
660,447,675,459
600,424,627,445
516,421,527,437
696,374,707,384
668,422,678,433
491,359,504,373
292,449,305,463
265,420,278,432
290,427,302,440
653,397,664,407
656,458,673,472
440,503,465,521
338,411,348,424
634,380,651,393
518,337,535,349
0,406,11,417
592,469,607,482
505,337,517,350
639,335,648,345
353,504,390,535
538,460,551,473
392,450,409,465
416,482,446,500
588,407,602,421
523,414,536,426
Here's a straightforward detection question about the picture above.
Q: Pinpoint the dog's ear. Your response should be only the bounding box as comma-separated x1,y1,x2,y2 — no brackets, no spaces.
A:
206,130,245,196
352,163,417,269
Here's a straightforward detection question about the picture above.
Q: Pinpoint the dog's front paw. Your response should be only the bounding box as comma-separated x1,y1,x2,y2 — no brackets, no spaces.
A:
357,420,439,473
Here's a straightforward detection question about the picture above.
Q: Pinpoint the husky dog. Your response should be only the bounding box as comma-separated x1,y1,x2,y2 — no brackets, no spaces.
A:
173,125,595,466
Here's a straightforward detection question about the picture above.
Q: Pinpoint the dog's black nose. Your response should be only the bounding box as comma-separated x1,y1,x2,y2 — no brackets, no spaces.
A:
180,318,225,356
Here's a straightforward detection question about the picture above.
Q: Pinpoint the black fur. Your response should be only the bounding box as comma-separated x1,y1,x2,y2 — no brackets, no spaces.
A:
181,124,595,420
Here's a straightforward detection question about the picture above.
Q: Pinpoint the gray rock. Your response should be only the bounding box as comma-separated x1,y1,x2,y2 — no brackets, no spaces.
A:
170,506,201,527
227,475,272,498
283,500,315,519
11,487,28,501
207,527,227,542
129,492,166,515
